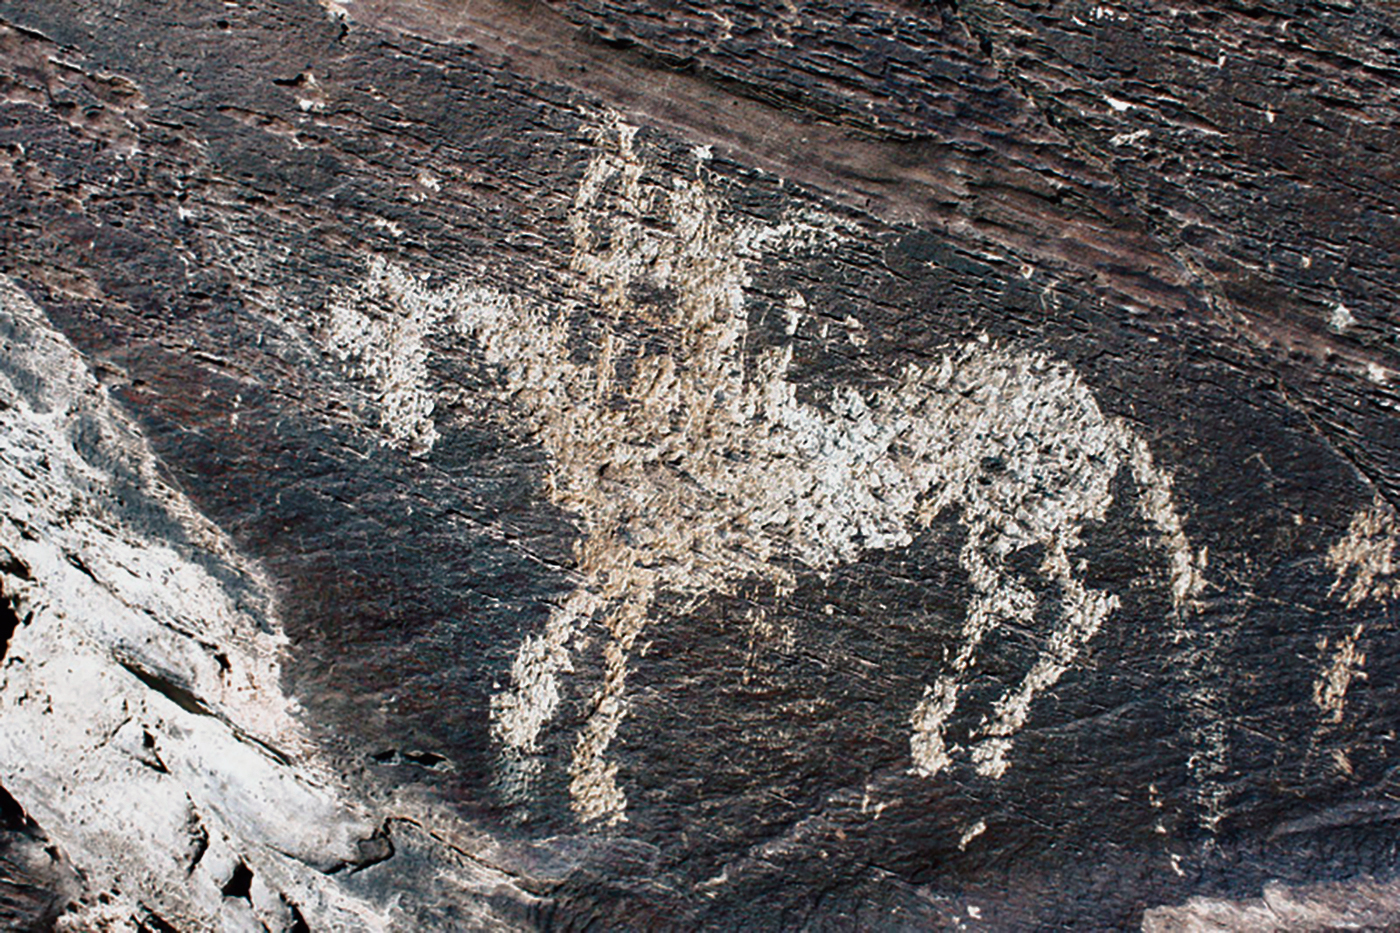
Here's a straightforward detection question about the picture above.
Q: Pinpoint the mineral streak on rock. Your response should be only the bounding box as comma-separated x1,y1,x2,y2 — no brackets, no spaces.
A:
327,119,1206,826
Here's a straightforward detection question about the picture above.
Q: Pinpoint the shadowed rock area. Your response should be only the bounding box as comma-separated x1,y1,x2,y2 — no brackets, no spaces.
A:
1,0,1399,929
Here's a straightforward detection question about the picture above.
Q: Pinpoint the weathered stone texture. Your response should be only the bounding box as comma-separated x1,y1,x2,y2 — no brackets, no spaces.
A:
1,0,1399,929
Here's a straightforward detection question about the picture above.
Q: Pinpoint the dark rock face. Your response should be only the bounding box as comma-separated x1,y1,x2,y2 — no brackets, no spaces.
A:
0,785,73,932
1,0,1399,929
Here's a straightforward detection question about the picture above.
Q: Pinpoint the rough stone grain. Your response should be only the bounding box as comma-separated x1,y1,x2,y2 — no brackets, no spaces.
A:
1,0,1398,928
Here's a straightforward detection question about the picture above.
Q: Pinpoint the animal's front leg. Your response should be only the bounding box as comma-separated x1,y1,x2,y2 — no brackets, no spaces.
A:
910,530,1038,778
568,578,657,825
969,542,1121,778
490,588,601,805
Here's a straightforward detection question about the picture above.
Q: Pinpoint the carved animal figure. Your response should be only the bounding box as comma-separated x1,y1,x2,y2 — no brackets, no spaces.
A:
326,120,1204,826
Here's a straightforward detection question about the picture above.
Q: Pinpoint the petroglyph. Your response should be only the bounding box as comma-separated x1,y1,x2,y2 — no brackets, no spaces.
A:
323,265,448,457
1306,497,1399,727
958,820,987,851
1328,496,1400,608
1314,624,1366,724
326,117,1205,825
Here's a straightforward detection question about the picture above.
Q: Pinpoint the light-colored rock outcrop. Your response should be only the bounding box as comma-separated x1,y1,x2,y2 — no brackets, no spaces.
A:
0,277,523,930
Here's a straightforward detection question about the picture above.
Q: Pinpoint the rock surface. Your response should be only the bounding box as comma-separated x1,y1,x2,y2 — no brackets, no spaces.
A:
0,0,1398,929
